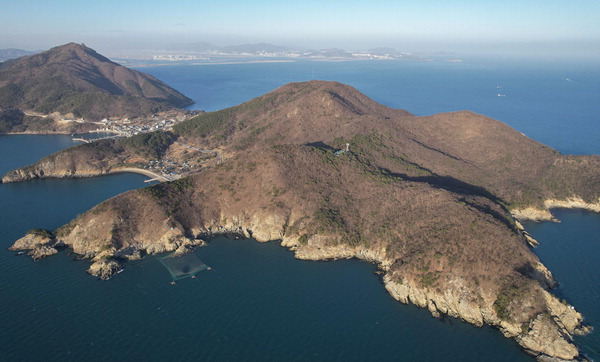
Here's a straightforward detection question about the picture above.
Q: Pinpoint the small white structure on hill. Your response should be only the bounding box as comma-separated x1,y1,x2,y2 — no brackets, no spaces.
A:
335,143,351,157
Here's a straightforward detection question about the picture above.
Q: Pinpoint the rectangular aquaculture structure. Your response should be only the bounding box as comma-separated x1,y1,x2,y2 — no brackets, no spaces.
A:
159,252,209,280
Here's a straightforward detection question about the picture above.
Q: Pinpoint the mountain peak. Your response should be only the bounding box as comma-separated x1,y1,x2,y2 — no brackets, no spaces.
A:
49,42,97,56
43,42,115,65
172,79,412,150
57,42,87,50
264,80,410,118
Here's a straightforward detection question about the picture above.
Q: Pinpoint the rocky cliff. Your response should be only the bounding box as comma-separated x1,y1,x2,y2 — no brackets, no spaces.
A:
512,197,600,222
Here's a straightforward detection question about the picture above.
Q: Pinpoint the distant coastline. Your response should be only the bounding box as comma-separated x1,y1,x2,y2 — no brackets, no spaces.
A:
130,59,297,67
124,57,436,68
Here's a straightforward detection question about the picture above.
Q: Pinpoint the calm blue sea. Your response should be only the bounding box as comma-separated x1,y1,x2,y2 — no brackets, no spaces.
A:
142,58,600,155
1,58,598,361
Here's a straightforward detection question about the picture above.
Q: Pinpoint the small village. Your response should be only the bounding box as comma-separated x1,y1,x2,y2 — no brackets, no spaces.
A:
135,146,221,182
96,109,200,137
141,156,205,181
73,109,215,181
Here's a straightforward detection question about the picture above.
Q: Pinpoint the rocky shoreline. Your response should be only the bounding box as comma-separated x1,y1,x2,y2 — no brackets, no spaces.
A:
0,160,168,184
2,166,113,184
10,207,595,361
4,158,598,361
1,166,167,184
1,129,122,136
511,198,600,222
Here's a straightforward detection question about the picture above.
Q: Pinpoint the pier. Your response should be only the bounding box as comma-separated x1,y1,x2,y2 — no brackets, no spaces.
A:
72,134,123,143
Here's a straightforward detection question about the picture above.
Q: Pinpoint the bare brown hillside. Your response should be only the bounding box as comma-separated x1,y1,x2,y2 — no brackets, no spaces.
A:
0,43,193,124
6,80,599,360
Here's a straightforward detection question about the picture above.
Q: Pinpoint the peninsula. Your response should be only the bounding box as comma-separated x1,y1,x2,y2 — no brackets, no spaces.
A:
0,43,194,134
5,81,599,360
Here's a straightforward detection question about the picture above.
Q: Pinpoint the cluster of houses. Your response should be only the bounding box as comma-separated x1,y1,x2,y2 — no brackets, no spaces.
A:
144,158,199,178
98,114,187,136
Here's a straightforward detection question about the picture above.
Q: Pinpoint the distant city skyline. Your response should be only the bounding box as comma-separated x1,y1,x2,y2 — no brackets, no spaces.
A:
2,0,599,59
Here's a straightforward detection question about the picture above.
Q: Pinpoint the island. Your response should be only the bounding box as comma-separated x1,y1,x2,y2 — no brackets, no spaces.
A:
4,77,599,359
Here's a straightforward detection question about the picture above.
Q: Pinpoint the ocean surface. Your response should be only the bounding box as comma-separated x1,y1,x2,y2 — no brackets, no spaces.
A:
1,58,598,361
143,58,599,155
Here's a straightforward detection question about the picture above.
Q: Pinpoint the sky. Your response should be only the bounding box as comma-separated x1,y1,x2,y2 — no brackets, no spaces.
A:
1,0,599,58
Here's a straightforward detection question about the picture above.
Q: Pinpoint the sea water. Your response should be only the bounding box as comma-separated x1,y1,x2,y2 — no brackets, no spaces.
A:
1,58,598,360
523,210,600,359
142,58,600,155
0,136,529,361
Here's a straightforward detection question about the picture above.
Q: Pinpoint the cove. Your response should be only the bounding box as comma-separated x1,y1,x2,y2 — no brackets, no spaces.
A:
0,134,530,360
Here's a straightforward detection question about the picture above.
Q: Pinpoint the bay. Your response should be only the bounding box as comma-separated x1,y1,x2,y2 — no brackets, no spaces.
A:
0,134,528,361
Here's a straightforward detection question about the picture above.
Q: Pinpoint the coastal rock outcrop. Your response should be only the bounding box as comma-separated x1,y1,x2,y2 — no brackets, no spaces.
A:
518,313,579,360
29,245,59,260
512,207,558,222
512,197,600,222
383,275,584,360
9,232,63,260
543,197,600,217
1,162,109,183
9,233,53,251
87,258,123,280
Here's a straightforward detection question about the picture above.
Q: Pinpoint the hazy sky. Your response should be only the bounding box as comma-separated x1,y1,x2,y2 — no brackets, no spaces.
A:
2,0,599,58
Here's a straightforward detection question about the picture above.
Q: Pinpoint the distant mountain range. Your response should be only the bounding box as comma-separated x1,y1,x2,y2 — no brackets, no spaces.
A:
220,42,291,54
0,43,193,122
2,43,432,62
0,48,37,62
146,42,428,61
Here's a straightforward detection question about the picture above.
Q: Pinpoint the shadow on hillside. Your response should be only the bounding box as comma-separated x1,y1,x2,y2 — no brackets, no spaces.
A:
305,141,515,231
305,141,336,151
407,174,502,204
384,169,516,231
